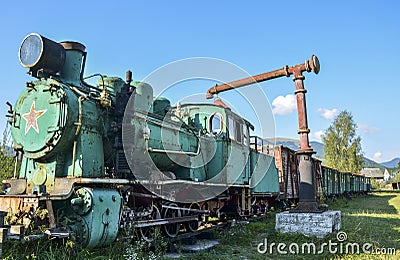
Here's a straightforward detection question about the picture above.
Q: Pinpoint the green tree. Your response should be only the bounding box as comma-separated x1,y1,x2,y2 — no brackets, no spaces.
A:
0,150,16,181
1,125,18,181
322,110,363,172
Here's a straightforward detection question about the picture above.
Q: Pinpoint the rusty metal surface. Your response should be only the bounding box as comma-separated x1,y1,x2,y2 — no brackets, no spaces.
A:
0,197,24,213
0,196,39,217
45,200,56,229
2,179,26,195
206,55,319,99
52,178,76,196
293,75,312,152
292,68,321,212
313,159,324,197
126,70,132,84
52,178,138,197
274,146,299,199
59,41,86,52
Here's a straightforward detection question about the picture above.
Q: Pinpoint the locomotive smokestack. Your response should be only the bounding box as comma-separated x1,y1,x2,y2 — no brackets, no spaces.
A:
59,41,86,86
126,70,132,84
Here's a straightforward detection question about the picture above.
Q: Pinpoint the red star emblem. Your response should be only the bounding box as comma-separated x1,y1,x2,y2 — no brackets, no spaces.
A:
22,102,47,135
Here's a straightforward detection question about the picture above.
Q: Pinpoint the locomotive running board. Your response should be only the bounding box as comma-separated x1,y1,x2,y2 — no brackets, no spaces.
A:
2,177,250,200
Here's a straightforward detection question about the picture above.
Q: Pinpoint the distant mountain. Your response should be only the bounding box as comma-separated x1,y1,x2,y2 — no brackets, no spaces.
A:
274,137,324,159
362,157,386,171
380,158,400,169
273,138,300,152
274,137,385,170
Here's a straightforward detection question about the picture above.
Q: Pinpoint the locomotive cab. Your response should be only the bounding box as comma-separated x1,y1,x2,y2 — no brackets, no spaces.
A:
171,102,252,185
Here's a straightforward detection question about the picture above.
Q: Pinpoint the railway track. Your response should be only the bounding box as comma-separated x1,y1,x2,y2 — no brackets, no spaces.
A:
117,211,270,252
164,213,270,256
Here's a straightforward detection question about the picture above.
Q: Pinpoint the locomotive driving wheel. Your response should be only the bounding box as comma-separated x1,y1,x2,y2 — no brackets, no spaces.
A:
161,202,181,237
139,204,161,242
201,202,209,222
184,203,201,232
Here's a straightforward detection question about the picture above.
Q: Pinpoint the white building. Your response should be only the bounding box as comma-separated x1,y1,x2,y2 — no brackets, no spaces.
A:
384,169,390,182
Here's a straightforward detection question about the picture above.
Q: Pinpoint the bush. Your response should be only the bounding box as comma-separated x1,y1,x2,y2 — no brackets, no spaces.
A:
370,177,384,190
0,150,16,181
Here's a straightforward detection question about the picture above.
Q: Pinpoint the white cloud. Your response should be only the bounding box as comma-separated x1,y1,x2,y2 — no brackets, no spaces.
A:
317,108,338,120
309,130,324,142
357,124,379,134
373,151,382,162
272,94,297,115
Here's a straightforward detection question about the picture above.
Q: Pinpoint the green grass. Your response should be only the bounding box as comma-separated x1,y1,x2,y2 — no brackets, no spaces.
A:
2,192,400,259
1,233,167,259
169,192,400,259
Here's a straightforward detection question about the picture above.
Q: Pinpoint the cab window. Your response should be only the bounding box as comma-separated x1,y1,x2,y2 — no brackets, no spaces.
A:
243,124,248,146
228,117,235,140
235,121,242,143
209,113,222,135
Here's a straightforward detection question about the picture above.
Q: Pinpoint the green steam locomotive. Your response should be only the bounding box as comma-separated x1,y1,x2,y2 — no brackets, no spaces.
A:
0,33,279,247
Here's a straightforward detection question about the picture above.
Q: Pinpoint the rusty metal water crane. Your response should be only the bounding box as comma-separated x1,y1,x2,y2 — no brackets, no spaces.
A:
206,55,322,212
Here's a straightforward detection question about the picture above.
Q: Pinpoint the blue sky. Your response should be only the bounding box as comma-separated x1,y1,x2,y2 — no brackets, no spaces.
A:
0,1,399,163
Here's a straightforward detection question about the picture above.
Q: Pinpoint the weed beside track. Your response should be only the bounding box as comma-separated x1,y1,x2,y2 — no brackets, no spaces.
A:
2,192,400,259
